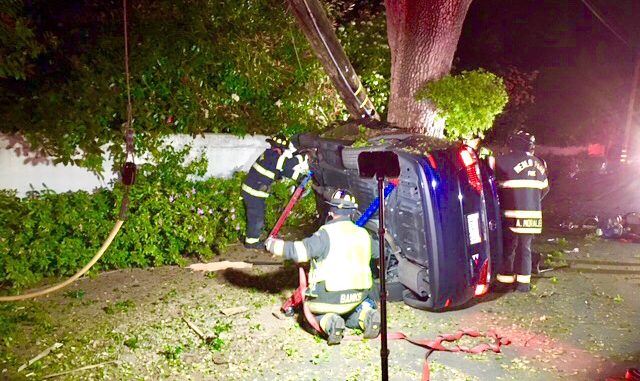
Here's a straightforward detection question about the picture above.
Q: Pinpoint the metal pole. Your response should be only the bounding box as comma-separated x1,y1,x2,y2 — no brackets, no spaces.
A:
621,53,640,164
377,176,389,381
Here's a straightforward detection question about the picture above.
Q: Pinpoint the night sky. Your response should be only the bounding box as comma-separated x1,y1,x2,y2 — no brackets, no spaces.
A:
457,0,640,147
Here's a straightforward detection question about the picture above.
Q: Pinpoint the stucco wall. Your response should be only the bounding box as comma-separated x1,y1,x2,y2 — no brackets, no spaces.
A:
0,134,269,197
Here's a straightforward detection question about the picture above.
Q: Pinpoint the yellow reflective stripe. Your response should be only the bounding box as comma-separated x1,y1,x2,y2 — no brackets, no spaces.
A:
294,241,308,262
359,95,370,109
516,274,531,284
497,274,515,284
252,162,275,180
242,184,269,198
354,81,363,96
499,179,549,189
503,210,542,219
509,227,542,234
276,151,293,171
307,300,360,315
245,237,260,244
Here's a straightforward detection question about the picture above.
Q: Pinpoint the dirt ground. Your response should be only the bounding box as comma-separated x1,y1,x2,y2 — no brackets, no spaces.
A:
1,229,639,381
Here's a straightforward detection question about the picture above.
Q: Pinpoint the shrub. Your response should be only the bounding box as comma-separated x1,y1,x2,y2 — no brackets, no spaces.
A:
0,148,316,290
416,69,509,141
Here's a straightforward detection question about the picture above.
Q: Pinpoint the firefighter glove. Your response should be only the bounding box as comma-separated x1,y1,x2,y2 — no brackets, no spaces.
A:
293,155,310,174
265,237,285,256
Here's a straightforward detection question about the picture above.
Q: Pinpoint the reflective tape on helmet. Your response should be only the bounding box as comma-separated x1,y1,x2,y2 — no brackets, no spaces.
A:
242,184,270,198
503,210,542,219
499,179,549,189
252,162,276,180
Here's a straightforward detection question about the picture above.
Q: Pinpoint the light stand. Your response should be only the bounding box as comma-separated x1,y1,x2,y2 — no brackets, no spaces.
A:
357,151,400,381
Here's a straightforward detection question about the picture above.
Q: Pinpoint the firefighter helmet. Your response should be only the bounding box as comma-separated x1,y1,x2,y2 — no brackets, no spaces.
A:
508,130,535,153
326,189,358,210
267,135,290,150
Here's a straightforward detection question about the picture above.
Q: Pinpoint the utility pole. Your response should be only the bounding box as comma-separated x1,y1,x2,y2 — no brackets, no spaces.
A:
621,53,640,164
286,0,379,121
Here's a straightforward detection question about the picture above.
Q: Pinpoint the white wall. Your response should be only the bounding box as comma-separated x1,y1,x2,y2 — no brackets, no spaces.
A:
0,134,269,197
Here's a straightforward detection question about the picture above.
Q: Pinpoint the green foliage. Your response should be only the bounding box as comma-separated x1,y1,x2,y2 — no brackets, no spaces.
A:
1,0,381,172
161,344,184,362
103,300,136,315
416,69,509,141
338,11,391,118
124,336,139,350
0,0,45,80
0,148,317,290
208,321,232,352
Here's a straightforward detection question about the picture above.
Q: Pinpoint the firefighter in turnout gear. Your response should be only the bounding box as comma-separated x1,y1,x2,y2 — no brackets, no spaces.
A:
495,130,550,292
241,135,309,249
265,190,381,345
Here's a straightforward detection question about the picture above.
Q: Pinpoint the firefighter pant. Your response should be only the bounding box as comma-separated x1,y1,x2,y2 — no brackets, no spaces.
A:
242,191,267,243
501,231,534,284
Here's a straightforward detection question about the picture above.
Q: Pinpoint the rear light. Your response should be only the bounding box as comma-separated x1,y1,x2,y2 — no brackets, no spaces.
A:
426,154,437,169
459,146,482,194
474,258,491,297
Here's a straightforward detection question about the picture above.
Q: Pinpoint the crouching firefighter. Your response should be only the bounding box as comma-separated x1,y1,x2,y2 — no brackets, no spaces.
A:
265,190,381,345
495,130,550,292
241,135,309,249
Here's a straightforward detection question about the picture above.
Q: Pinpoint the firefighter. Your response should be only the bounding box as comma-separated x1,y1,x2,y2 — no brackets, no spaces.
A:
495,130,550,292
265,189,381,345
241,135,309,249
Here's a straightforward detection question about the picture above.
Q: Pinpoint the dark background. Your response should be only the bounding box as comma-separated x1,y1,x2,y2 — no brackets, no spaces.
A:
457,0,640,147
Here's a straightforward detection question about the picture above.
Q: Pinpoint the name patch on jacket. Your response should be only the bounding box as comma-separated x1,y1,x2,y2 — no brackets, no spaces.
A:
339,292,363,304
515,218,542,228
513,159,546,175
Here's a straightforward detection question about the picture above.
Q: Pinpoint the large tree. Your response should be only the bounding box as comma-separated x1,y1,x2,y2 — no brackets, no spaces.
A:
385,0,473,136
288,0,473,137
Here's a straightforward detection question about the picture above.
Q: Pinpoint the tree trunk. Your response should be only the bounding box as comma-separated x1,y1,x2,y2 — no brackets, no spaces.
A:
385,0,472,136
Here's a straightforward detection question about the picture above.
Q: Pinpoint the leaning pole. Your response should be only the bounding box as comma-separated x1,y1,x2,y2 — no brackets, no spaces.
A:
286,0,379,121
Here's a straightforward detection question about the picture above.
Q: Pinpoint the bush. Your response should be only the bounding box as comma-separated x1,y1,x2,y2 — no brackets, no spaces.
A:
0,148,316,290
0,0,391,172
416,69,509,141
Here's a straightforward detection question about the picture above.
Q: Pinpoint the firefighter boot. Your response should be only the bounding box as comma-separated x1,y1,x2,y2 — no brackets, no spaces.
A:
322,314,345,345
515,282,531,293
362,309,381,339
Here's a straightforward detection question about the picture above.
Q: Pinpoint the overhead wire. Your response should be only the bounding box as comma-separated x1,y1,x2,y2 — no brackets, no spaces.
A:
579,0,634,50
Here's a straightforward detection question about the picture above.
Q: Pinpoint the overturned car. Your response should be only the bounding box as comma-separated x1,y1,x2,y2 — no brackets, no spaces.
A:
296,123,503,310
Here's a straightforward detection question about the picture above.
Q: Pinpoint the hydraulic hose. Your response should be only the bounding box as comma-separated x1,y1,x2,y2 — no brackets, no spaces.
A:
0,220,124,302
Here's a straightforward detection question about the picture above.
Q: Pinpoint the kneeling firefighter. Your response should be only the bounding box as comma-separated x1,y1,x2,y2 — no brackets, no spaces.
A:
495,130,550,292
265,190,381,345
241,135,309,249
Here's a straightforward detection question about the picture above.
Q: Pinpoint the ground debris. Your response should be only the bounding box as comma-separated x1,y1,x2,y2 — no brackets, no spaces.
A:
188,261,253,272
18,342,63,372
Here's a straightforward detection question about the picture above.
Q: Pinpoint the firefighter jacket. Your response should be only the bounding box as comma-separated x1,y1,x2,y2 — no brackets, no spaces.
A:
282,216,379,314
241,148,307,199
495,150,549,234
